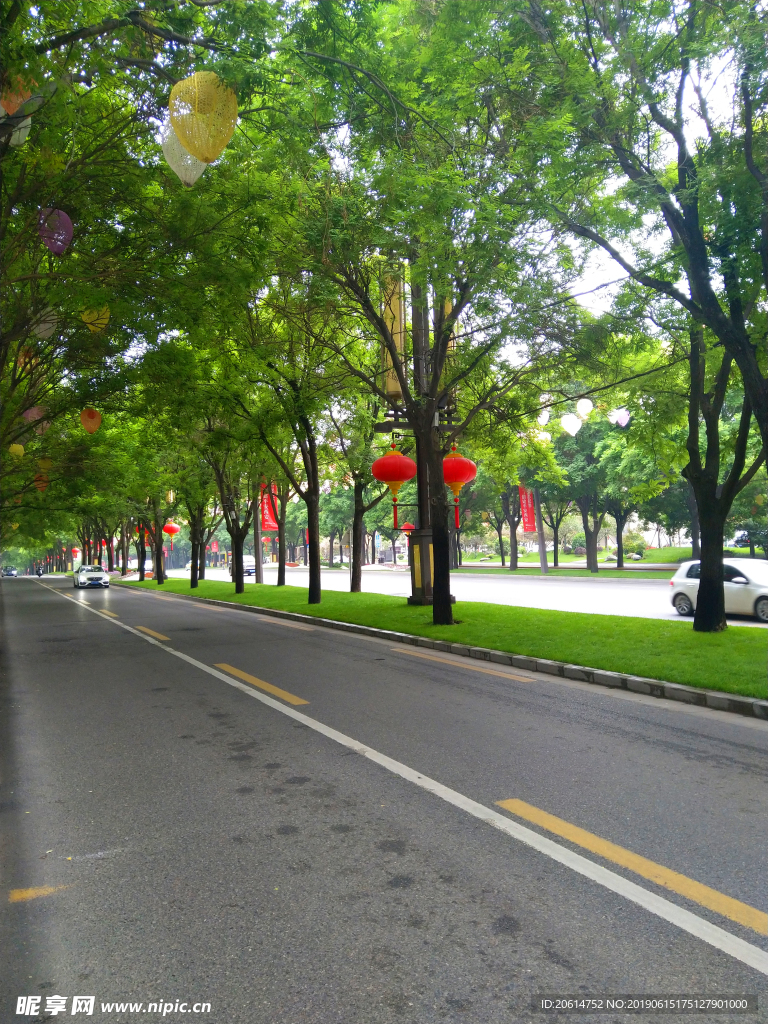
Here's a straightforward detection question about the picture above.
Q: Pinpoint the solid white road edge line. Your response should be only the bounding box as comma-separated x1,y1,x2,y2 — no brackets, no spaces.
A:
42,581,768,977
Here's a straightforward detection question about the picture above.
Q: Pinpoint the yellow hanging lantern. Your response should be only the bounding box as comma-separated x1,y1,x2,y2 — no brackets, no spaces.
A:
169,72,237,164
11,523,19,530
81,306,110,333
37,457,53,471
8,443,24,458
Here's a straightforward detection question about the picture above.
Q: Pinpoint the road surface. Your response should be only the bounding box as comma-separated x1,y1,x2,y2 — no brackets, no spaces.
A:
2,576,766,1023
167,566,766,628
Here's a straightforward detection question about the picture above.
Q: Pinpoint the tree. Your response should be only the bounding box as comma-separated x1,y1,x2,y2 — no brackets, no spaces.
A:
538,484,573,568
506,1,768,463
556,419,611,573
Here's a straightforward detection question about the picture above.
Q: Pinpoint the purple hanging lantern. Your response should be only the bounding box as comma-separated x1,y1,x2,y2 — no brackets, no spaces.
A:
38,209,73,255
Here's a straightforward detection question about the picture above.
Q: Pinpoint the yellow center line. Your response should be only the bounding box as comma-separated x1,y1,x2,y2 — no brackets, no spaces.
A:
135,626,170,641
253,615,315,632
214,663,309,706
391,647,532,683
497,798,768,936
100,610,119,618
9,885,71,903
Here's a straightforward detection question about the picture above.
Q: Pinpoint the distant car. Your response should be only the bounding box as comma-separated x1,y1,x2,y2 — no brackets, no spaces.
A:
229,556,256,576
2,566,18,577
74,564,110,588
670,559,768,621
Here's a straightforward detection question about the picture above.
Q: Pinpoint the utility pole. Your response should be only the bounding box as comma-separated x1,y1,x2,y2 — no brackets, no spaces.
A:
533,487,548,575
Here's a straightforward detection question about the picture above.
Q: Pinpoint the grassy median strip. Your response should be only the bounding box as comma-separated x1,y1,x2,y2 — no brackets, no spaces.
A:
118,580,767,699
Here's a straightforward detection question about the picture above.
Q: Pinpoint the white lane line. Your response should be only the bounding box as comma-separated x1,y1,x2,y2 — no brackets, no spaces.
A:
37,581,768,977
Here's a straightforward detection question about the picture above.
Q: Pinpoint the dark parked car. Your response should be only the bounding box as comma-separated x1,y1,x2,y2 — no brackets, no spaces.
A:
2,566,18,577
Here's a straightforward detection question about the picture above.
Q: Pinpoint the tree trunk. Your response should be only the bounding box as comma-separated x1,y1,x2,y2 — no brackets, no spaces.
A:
686,479,701,558
584,527,599,573
277,498,286,587
426,442,453,625
106,534,114,572
612,509,630,569
198,541,206,580
552,526,559,568
351,479,365,593
306,494,321,604
694,511,727,632
153,515,165,584
616,523,624,569
190,536,199,588
495,523,506,566
577,496,604,574
120,524,128,576
232,530,244,594
253,503,263,585
138,527,146,582
329,529,335,568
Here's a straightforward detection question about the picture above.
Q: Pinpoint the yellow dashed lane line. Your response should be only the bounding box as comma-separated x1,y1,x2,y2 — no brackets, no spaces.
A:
392,647,532,683
9,885,71,903
497,798,768,935
135,626,170,641
214,664,309,706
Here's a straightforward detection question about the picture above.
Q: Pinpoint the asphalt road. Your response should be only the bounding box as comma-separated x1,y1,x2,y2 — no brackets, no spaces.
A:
2,577,767,1024
168,566,767,628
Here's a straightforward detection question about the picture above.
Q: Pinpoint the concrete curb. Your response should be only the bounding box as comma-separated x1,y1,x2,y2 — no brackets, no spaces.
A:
118,584,768,722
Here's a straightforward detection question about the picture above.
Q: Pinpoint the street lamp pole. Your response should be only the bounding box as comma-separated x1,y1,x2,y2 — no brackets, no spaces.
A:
533,486,548,575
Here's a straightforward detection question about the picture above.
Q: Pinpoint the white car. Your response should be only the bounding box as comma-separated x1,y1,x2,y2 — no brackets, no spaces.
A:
670,559,768,621
74,564,110,588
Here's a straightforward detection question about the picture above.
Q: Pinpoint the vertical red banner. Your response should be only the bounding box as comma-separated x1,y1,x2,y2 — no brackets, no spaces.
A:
261,483,279,531
518,485,536,532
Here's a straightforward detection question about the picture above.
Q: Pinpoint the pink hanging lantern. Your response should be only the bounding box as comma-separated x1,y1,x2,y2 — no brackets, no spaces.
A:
39,209,73,255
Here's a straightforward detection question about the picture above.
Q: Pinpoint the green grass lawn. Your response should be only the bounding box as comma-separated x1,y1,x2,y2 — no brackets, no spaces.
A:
119,578,766,699
453,566,674,580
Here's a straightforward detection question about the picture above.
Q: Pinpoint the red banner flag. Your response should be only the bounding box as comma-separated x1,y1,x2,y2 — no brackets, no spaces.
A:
261,484,279,531
211,539,219,553
519,485,536,533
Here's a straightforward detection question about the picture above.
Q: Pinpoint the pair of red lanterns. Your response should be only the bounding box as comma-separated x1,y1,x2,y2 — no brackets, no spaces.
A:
371,444,476,529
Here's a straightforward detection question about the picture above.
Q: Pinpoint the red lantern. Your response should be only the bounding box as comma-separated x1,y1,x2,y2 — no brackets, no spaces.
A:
163,521,180,549
34,472,49,492
80,408,102,434
71,547,80,557
442,446,476,527
371,445,417,529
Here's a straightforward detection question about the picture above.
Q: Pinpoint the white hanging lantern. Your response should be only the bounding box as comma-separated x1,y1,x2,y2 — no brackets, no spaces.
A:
161,118,207,187
560,413,582,436
536,430,551,443
8,115,31,147
537,409,550,426
32,308,58,339
576,398,594,420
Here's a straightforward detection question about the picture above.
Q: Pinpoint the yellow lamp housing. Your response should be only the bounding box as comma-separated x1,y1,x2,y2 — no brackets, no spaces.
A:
169,72,238,164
